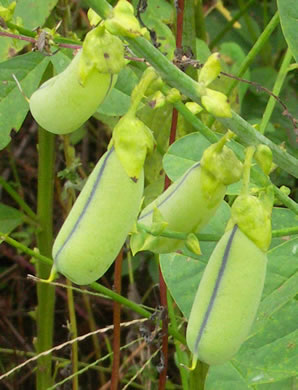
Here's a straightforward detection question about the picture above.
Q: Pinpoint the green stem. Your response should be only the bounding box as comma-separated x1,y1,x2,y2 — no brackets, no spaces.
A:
35,127,56,389
259,48,293,134
62,134,79,390
167,291,189,390
66,279,79,390
0,233,186,345
5,20,82,45
272,226,298,237
226,11,280,96
90,282,186,345
0,176,38,221
82,291,106,384
2,223,295,264
210,0,256,49
242,146,255,195
128,68,158,114
137,223,221,241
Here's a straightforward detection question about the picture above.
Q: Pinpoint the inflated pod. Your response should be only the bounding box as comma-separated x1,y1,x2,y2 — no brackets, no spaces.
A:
30,26,125,134
186,182,273,366
130,135,242,254
186,225,267,365
52,147,144,285
29,50,116,134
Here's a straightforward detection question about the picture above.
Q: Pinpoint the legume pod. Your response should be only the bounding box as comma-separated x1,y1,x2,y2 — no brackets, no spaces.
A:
52,147,144,285
186,224,267,365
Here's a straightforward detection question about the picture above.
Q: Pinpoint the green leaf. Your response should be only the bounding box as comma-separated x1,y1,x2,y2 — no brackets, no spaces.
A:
97,87,131,116
132,0,175,59
270,207,298,248
0,0,59,61
0,203,23,235
0,52,50,150
235,328,298,385
14,0,58,29
50,49,72,73
278,0,298,62
205,363,252,390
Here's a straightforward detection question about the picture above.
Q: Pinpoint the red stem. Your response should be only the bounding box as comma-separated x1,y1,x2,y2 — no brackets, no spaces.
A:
158,2,184,389
176,0,185,49
0,30,35,43
110,250,123,390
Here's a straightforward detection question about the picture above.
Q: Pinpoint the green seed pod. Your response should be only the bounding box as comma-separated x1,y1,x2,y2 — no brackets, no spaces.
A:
130,135,242,254
52,147,144,285
186,225,267,365
30,26,125,134
30,51,117,134
187,181,273,366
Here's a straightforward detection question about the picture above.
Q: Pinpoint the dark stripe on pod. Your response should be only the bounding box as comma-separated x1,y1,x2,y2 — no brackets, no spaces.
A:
139,162,201,220
103,74,114,102
193,224,238,354
55,147,114,262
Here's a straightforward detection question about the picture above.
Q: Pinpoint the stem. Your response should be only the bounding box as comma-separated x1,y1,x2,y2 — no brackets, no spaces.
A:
210,0,256,49
128,68,158,114
0,176,38,221
62,134,80,390
259,48,293,134
89,283,186,344
176,0,184,50
82,291,106,385
242,146,255,195
272,226,298,237
111,250,123,390
226,11,280,96
158,263,169,390
35,127,56,389
167,291,189,390
66,279,79,390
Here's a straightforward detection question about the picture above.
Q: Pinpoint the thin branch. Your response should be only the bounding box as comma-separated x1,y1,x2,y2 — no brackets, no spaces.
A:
111,250,123,390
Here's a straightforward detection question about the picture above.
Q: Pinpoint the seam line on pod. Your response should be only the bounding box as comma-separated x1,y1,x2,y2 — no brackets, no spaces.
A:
54,147,114,262
102,74,114,102
193,224,238,355
139,162,200,220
